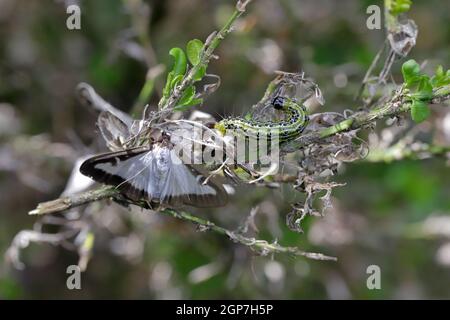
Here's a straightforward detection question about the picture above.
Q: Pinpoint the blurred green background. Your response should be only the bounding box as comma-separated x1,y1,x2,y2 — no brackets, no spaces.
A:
0,0,450,299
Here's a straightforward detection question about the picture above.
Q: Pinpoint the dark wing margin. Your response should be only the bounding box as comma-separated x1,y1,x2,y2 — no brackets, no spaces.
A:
79,147,151,201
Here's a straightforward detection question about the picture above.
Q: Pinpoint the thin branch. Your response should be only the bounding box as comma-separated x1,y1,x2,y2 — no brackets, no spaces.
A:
366,143,450,163
29,186,118,215
291,85,450,149
158,1,252,111
163,209,336,261
28,190,336,261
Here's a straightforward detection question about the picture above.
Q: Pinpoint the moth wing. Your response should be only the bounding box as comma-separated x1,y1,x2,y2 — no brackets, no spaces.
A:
158,153,228,207
80,147,228,207
97,111,131,151
79,147,157,201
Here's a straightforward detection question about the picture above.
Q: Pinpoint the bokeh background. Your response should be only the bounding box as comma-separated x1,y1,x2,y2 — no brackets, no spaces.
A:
0,0,450,299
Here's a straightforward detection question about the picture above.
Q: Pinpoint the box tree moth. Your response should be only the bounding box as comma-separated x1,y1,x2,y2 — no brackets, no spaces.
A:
80,143,227,207
80,143,228,208
79,110,228,208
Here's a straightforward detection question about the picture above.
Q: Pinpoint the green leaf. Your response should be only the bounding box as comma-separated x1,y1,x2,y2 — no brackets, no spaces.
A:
161,48,187,99
431,65,450,87
186,97,203,106
390,0,412,16
436,65,444,77
174,86,204,111
162,71,175,98
410,99,430,123
402,59,421,87
175,98,203,111
178,86,195,106
186,39,204,66
413,76,433,99
169,47,187,76
193,65,207,82
170,74,184,90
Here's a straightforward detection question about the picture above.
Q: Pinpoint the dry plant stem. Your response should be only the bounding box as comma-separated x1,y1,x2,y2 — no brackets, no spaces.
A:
355,42,386,101
29,186,118,215
29,190,335,261
163,209,336,261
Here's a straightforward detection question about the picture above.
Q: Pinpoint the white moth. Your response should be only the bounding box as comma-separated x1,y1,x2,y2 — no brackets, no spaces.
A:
80,144,228,208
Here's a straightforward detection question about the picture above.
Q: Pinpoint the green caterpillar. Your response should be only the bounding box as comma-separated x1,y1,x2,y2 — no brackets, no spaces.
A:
215,96,309,143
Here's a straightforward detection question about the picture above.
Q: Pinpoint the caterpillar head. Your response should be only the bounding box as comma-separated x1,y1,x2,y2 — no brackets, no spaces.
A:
272,96,285,110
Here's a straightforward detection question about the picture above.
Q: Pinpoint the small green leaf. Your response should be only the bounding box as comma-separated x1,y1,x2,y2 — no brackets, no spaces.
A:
431,65,450,87
169,47,187,76
170,74,184,90
410,99,430,123
390,0,412,16
162,71,175,98
175,86,204,111
0,277,23,299
193,65,207,82
186,39,204,66
413,76,433,99
162,48,187,99
175,102,203,111
175,98,204,111
186,97,203,106
436,65,444,77
402,59,421,87
178,86,195,106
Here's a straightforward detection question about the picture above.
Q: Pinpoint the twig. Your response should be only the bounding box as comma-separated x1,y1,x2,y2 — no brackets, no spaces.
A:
29,186,118,215
355,41,387,101
366,143,450,163
292,85,450,148
158,1,253,111
163,209,336,261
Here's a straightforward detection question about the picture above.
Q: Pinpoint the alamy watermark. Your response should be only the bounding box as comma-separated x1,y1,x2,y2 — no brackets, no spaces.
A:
366,264,381,290
66,265,81,290
366,5,381,30
66,5,81,30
